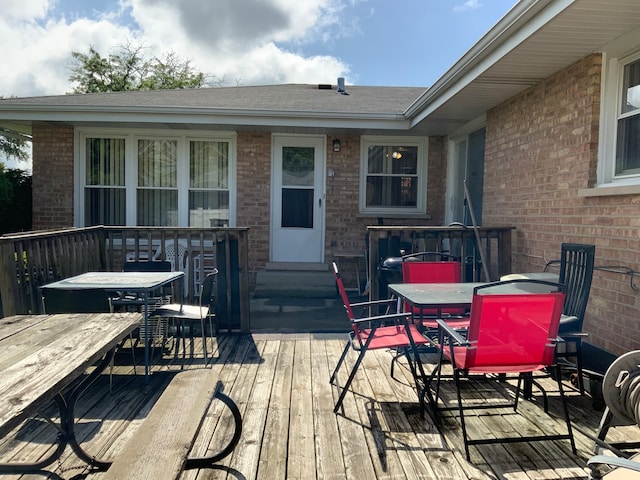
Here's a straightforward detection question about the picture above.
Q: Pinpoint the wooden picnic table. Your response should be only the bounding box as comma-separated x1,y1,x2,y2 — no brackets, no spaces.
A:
0,312,141,473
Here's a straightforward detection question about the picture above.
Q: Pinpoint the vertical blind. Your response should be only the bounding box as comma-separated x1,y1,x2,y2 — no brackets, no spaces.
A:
85,138,126,225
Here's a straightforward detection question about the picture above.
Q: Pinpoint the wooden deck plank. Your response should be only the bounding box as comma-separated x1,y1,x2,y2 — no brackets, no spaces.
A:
212,337,267,478
322,337,379,480
286,338,317,480
310,337,350,480
256,338,294,480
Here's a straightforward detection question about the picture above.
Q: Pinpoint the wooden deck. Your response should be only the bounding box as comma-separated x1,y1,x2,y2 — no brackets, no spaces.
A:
0,333,637,480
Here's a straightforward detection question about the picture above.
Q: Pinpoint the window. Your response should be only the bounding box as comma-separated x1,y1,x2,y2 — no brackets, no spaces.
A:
189,140,230,227
360,136,427,214
78,130,235,227
598,43,640,189
137,139,178,226
616,58,640,176
84,137,126,225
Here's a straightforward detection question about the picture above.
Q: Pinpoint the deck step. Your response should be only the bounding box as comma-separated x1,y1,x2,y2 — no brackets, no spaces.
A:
254,264,336,298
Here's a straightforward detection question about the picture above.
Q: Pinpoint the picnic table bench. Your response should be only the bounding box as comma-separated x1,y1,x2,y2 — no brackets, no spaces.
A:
102,372,242,480
0,312,242,478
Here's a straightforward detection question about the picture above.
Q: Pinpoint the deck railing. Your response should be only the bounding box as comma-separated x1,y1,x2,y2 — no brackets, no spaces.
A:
367,225,514,300
0,226,250,331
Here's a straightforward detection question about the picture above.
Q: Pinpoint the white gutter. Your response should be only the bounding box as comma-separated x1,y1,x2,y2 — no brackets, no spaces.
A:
404,0,575,125
0,105,410,131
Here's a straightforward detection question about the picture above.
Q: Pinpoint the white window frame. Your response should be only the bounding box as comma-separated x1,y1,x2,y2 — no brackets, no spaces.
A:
75,128,237,227
597,26,640,192
359,135,428,215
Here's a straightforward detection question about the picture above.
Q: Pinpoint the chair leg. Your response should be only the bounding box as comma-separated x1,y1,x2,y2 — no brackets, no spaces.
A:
453,369,472,461
574,339,585,395
553,364,577,454
200,317,208,365
333,347,366,413
330,339,351,385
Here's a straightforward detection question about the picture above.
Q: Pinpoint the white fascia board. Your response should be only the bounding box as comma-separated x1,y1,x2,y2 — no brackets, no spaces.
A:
0,106,410,131
405,0,574,126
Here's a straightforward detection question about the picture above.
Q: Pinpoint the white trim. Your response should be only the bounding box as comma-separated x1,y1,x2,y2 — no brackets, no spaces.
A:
359,135,428,216
75,127,237,227
597,26,640,188
269,133,326,263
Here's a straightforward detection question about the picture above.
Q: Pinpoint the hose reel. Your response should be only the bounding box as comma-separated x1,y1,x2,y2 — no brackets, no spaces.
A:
601,350,640,427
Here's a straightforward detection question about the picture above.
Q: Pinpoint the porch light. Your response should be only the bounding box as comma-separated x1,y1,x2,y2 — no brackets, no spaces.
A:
333,139,341,152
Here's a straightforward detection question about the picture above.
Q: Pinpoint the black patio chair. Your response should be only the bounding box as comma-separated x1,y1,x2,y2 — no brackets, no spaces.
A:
545,243,596,394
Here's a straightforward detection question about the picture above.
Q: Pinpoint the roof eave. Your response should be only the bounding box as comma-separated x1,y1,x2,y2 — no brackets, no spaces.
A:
0,105,410,132
405,0,573,125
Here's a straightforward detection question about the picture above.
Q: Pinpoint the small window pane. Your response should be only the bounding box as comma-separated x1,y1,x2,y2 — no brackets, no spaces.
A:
366,176,417,207
86,138,125,185
138,139,177,187
282,188,313,228
137,189,178,226
85,188,126,225
190,141,228,188
282,147,314,186
622,59,640,114
189,191,229,227
616,115,640,175
367,146,417,174
85,137,126,225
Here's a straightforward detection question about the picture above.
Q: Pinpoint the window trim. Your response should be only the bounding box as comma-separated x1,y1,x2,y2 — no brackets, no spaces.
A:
75,128,237,227
359,135,428,215
598,28,640,190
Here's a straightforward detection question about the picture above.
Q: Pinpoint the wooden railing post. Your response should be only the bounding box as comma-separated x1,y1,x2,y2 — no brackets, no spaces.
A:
0,240,19,316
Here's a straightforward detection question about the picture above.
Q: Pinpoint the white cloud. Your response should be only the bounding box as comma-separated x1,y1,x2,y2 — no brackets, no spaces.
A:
0,0,353,97
453,0,481,13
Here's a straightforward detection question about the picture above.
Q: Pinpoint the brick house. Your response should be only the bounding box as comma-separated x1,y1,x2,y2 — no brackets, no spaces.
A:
1,0,640,355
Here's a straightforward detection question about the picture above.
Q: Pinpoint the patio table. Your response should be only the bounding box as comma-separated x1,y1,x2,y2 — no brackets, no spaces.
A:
41,271,184,381
0,312,141,473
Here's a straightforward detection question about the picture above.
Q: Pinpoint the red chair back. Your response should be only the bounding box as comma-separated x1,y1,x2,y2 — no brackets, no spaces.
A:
461,291,565,370
402,260,461,284
402,260,463,316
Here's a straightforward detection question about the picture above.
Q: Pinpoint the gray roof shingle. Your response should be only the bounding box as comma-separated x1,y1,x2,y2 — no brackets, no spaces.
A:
0,84,427,117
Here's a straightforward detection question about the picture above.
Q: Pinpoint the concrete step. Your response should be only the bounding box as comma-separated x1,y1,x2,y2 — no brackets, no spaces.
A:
254,266,336,298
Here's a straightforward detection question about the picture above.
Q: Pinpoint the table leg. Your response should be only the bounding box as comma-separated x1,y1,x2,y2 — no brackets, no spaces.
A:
143,292,150,382
0,350,116,473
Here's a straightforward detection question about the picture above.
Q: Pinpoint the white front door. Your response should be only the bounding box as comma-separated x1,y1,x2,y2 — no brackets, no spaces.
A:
271,135,325,262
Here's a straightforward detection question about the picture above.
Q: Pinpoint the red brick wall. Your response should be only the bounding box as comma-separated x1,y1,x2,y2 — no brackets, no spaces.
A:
236,131,272,282
30,125,447,292
31,122,75,229
484,53,640,355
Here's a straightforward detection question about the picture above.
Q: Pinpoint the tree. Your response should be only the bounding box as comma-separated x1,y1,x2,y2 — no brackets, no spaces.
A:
0,96,30,163
69,43,209,93
0,166,32,234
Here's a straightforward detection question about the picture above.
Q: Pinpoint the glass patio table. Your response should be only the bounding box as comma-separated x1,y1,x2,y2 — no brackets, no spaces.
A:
41,271,184,381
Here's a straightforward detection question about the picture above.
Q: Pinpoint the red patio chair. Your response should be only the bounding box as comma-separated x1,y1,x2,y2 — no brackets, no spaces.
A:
428,279,576,461
330,262,432,414
401,251,469,331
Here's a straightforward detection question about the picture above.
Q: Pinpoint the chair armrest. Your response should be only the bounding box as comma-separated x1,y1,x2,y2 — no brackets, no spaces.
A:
587,454,640,473
351,312,411,325
350,298,396,308
436,319,470,346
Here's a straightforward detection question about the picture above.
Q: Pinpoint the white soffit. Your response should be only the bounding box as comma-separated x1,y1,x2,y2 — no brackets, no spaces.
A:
409,0,640,135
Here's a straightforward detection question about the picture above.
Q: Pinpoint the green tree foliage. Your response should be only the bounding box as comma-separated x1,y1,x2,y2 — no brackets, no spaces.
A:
0,166,32,234
70,43,208,93
0,130,29,162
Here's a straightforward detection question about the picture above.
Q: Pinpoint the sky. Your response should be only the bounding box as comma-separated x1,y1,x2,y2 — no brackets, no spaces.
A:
0,0,519,168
